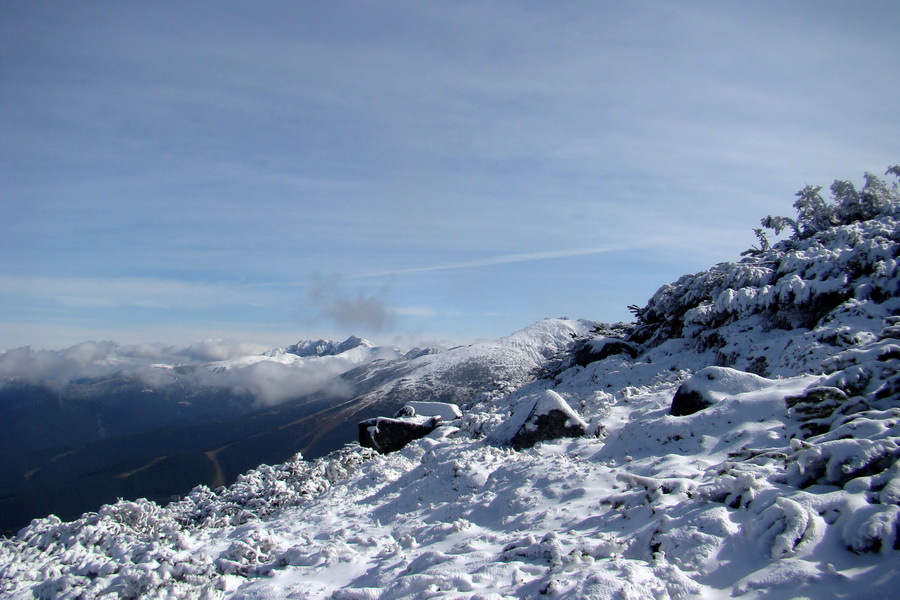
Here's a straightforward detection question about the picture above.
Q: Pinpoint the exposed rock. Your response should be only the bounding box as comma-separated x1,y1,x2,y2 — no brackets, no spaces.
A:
785,386,859,436
670,386,713,417
358,416,441,454
786,386,849,420
573,338,640,366
492,390,587,450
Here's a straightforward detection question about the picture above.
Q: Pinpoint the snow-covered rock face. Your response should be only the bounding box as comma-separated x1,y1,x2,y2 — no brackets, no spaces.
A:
2,174,899,599
573,337,640,366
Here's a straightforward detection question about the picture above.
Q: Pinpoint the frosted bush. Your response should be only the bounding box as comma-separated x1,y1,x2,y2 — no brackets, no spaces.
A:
632,168,900,354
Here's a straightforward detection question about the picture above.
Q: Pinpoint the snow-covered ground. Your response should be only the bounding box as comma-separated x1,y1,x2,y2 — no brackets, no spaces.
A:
2,172,899,599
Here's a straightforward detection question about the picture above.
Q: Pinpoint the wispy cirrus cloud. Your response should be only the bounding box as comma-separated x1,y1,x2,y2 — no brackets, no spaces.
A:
361,245,639,278
0,275,268,309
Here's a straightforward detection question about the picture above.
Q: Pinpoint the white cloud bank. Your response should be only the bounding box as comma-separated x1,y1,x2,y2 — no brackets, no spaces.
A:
0,338,372,406
0,339,265,383
202,358,357,407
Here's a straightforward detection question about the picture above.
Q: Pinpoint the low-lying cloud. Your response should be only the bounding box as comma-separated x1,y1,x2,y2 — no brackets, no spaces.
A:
201,359,355,406
0,338,361,406
0,341,122,384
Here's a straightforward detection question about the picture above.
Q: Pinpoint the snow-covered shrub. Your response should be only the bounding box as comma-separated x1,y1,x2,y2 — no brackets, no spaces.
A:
0,443,379,599
0,500,221,600
630,167,900,359
170,444,377,528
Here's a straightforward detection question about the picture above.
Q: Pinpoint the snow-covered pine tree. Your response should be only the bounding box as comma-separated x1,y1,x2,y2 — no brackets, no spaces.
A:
762,166,900,242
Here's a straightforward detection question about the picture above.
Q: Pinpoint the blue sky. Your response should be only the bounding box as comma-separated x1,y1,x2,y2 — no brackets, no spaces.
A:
2,1,898,350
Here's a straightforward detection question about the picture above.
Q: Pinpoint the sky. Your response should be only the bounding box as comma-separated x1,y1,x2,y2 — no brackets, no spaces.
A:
2,0,898,352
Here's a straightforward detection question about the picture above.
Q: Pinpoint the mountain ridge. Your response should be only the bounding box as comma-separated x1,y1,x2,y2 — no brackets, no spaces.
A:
264,335,376,358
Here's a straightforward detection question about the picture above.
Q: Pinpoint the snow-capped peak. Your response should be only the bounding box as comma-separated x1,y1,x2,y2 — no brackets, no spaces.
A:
267,335,375,358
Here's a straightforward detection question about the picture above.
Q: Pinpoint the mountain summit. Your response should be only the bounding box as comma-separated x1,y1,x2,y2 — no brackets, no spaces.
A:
269,335,375,358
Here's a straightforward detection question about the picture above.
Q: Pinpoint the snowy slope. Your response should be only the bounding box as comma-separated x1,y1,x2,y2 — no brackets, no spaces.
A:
288,318,596,452
346,318,592,408
2,171,899,599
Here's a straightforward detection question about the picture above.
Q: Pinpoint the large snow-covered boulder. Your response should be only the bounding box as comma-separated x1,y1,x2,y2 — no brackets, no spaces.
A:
358,416,441,454
670,366,773,416
394,401,462,422
492,390,587,450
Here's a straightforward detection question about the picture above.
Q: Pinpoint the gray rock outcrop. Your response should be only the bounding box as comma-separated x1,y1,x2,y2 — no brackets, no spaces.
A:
358,416,441,454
